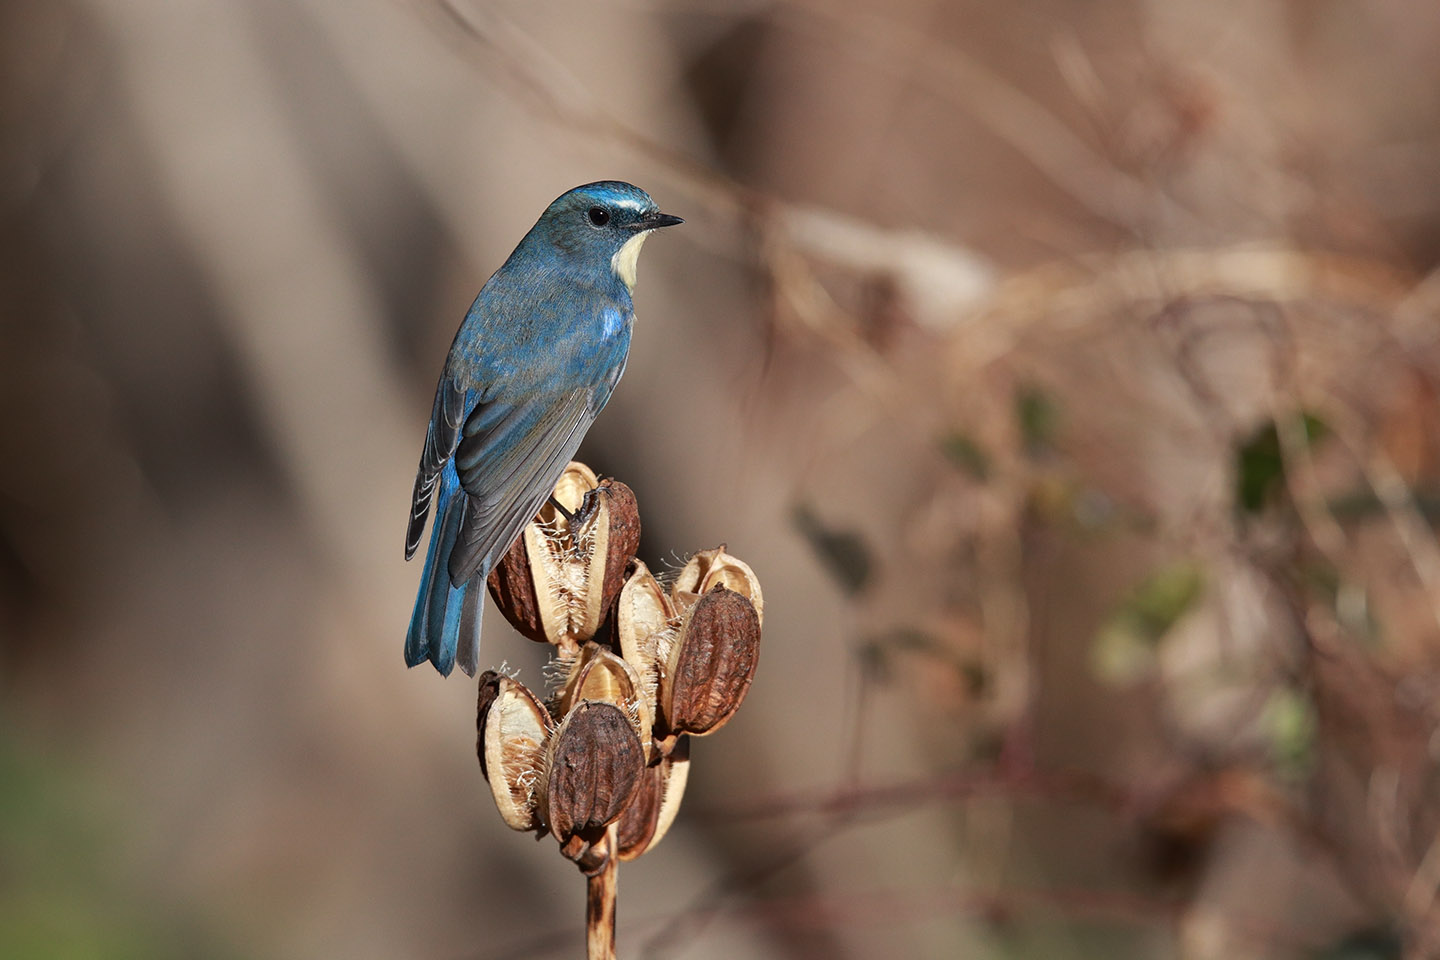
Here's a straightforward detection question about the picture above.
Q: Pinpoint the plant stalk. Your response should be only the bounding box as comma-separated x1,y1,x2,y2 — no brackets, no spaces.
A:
586,825,619,960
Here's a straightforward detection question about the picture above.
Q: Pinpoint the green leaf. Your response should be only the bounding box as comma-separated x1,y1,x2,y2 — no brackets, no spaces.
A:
857,628,986,694
939,432,991,481
1311,927,1402,960
791,503,873,596
1091,560,1206,685
1235,412,1329,514
856,628,937,682
1264,686,1317,781
1129,561,1206,631
1015,385,1061,456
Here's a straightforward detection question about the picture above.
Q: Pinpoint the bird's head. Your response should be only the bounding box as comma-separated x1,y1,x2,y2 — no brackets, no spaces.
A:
532,181,683,291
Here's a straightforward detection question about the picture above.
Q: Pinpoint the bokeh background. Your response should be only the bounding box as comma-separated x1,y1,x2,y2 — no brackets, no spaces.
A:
4,1,1440,958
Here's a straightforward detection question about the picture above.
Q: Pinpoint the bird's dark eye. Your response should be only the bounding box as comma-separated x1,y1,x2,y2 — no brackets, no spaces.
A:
587,206,610,227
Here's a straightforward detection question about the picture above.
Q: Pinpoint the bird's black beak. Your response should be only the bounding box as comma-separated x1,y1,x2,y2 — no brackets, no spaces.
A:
634,211,684,230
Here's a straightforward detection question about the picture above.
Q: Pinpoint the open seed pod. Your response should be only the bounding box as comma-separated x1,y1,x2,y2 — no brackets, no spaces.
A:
477,671,554,833
613,560,678,718
615,736,691,861
546,700,645,851
487,462,641,651
660,585,762,740
671,545,764,628
556,642,653,761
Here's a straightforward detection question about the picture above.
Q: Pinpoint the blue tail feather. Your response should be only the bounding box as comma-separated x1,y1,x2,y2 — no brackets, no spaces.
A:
406,462,484,676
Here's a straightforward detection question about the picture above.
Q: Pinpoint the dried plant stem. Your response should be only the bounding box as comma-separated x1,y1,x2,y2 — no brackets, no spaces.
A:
586,826,619,960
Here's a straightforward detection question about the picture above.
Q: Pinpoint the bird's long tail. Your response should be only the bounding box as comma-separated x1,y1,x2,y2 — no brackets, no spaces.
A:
405,461,484,677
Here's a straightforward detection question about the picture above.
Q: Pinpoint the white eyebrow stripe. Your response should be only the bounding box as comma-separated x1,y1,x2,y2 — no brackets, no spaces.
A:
604,196,649,213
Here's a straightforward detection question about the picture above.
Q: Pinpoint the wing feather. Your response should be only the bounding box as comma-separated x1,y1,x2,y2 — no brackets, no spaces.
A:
445,387,600,586
405,376,467,560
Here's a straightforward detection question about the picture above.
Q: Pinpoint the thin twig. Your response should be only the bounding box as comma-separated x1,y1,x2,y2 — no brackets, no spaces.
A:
691,764,1142,823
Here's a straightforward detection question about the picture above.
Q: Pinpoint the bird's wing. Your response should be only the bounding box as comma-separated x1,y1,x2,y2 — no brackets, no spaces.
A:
444,386,601,586
405,375,468,560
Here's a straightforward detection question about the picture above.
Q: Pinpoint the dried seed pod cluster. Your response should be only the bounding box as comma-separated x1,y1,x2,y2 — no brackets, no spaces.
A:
477,462,763,869
613,551,762,759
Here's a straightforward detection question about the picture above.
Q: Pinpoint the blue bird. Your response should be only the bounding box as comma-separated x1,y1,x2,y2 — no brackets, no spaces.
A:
404,181,682,677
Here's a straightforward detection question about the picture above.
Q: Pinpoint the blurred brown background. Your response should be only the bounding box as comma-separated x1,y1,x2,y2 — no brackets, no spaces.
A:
4,1,1440,958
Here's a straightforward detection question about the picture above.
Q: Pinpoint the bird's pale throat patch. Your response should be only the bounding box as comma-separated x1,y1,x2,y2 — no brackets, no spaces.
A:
611,231,651,290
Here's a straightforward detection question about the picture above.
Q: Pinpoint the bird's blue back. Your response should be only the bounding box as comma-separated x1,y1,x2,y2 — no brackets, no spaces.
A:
404,181,680,676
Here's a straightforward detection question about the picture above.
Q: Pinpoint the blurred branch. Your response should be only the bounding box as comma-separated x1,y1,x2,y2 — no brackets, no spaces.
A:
777,0,1202,236
692,764,1140,823
422,0,758,220
680,881,1186,937
480,859,1340,959
1344,425,1440,635
603,0,1202,235
417,0,1198,253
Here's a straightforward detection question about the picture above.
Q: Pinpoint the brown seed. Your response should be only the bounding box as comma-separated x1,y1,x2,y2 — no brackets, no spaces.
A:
546,701,645,846
614,761,662,861
663,587,762,737
556,642,653,762
487,536,546,644
595,479,641,618
476,670,503,777
616,737,691,861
